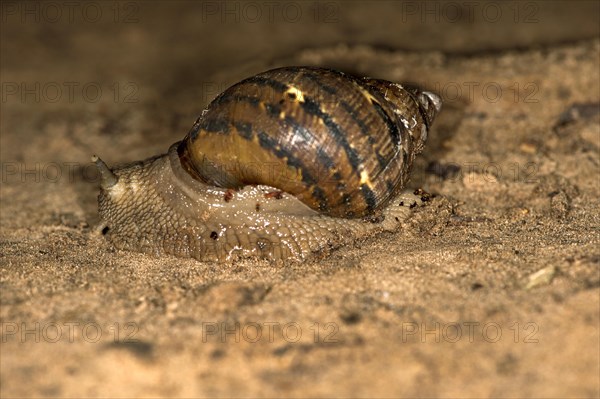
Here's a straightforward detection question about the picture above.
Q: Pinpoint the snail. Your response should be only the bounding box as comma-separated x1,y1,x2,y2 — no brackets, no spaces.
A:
93,66,442,262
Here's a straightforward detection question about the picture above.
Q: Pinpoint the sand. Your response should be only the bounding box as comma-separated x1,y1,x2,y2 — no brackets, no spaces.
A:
1,2,599,397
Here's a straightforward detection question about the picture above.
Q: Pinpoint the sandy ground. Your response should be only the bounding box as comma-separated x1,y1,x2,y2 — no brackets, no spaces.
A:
1,2,599,398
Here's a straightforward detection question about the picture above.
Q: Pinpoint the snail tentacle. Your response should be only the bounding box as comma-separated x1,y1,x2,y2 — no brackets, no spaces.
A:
91,155,118,190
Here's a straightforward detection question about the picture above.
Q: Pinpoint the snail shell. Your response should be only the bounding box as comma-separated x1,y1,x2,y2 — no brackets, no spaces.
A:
94,66,441,262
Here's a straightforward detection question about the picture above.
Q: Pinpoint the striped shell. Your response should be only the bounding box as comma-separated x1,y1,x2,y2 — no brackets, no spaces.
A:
178,66,441,218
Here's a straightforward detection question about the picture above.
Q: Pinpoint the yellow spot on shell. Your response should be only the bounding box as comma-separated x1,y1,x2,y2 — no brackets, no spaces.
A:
360,170,374,189
279,111,286,119
285,86,305,102
359,88,377,103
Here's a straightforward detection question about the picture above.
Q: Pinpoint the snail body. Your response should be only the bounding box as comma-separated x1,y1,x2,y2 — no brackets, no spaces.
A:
94,66,441,262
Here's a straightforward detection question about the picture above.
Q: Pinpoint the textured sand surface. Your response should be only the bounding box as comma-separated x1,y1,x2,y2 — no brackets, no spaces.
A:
1,2,599,397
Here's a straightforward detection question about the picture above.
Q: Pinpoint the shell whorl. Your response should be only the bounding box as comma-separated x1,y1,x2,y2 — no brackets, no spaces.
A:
178,66,441,218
